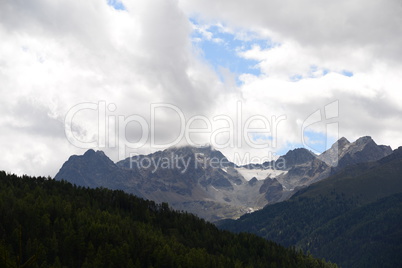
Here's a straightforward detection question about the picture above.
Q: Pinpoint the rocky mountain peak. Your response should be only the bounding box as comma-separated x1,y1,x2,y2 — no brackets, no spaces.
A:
334,136,391,171
353,136,375,149
280,148,316,169
318,136,392,168
337,137,351,148
83,149,109,159
55,149,119,188
83,149,96,156
318,137,350,166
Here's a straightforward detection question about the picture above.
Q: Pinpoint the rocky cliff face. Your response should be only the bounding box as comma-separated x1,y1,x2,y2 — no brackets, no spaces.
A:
276,158,330,190
259,178,283,203
277,148,317,170
318,137,351,167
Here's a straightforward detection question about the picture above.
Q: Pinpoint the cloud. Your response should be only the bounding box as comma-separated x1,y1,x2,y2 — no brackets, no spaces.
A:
0,0,226,176
180,0,402,147
180,0,402,61
1,0,402,176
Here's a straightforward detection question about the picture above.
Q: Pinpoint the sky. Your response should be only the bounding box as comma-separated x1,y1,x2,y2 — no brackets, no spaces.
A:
1,0,402,176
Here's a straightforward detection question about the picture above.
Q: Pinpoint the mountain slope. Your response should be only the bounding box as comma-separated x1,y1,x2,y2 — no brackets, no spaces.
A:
0,171,337,268
301,192,402,268
218,147,402,267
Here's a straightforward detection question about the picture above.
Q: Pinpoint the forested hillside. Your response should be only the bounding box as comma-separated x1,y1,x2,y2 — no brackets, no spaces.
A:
0,171,336,268
219,148,402,267
219,193,402,267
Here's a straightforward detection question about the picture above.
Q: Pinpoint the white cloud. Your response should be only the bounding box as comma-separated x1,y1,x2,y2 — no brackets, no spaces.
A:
0,0,225,176
1,0,402,176
180,0,402,60
180,0,402,149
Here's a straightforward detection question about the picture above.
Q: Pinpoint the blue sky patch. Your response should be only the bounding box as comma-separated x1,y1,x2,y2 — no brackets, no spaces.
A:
107,0,125,10
275,131,337,156
302,130,337,154
251,133,273,142
190,19,274,84
307,65,330,78
290,74,303,82
341,70,353,77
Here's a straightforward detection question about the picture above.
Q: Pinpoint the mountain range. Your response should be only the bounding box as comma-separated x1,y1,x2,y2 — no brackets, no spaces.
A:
55,136,391,221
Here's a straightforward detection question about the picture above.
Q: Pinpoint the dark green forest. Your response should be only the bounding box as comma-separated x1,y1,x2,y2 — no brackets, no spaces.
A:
0,171,336,268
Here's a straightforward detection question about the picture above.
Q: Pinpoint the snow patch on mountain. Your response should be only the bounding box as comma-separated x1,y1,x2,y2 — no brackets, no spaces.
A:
235,167,287,181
